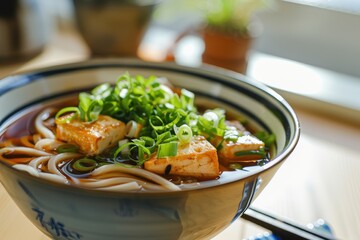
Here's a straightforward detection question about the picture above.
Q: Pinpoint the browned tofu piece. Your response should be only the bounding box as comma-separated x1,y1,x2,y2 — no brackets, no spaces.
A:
219,135,265,163
144,136,219,180
225,120,247,133
56,115,126,155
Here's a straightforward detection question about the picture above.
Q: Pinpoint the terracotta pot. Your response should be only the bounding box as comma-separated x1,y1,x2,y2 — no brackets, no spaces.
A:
202,27,253,73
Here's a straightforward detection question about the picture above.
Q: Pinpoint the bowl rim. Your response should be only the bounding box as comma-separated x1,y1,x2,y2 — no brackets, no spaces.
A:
0,58,300,196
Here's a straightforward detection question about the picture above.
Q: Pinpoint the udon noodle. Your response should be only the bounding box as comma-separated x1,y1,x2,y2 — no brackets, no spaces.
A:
0,109,180,191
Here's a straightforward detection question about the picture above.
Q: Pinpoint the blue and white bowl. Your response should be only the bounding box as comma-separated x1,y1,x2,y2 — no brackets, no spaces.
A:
0,59,300,240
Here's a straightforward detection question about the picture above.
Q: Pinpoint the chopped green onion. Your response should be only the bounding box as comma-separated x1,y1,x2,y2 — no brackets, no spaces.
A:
55,107,80,122
72,158,97,172
229,163,243,170
186,112,198,127
176,124,192,144
54,73,274,167
203,111,219,127
126,120,139,138
163,136,178,143
170,94,182,109
118,139,129,146
114,138,152,166
87,101,103,122
91,83,112,98
157,142,178,158
149,115,165,131
155,131,172,144
114,142,133,159
234,148,266,158
56,144,79,153
256,131,276,147
160,84,174,96
117,139,130,156
181,89,194,105
132,140,152,165
197,115,225,138
139,136,156,152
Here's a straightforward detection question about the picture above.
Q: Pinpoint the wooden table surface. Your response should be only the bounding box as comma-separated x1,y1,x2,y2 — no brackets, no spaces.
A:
1,25,360,240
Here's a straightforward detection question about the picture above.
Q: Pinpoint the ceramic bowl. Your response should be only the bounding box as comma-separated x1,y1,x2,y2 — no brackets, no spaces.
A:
0,59,300,240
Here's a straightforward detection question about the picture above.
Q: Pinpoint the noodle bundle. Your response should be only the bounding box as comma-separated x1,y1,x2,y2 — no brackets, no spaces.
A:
0,109,181,191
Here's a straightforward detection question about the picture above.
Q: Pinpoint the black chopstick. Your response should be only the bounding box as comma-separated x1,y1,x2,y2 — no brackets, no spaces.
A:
241,207,337,240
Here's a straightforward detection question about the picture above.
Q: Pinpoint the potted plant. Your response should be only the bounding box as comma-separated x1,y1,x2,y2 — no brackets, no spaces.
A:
155,0,272,73
197,0,272,73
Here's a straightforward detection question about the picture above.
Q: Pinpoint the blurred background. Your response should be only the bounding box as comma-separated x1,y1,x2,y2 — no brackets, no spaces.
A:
1,0,359,122
1,0,359,76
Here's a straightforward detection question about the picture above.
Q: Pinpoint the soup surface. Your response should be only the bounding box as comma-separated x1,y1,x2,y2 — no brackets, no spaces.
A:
0,73,275,191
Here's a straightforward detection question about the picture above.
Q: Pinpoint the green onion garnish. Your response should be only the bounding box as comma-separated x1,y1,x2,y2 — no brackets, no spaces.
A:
255,131,276,147
203,111,219,127
56,144,79,153
72,158,97,172
176,124,192,144
126,120,139,138
234,147,266,158
55,107,80,123
157,142,178,158
114,137,152,166
229,163,243,170
55,73,267,166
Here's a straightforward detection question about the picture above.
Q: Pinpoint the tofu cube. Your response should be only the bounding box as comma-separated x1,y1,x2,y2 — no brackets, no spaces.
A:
56,115,126,155
144,136,219,180
219,135,265,163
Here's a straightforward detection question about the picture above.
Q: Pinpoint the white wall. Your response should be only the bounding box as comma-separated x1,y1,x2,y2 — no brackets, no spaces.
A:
254,1,360,78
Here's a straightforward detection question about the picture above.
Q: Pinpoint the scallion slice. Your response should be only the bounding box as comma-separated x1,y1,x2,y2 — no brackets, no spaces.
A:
56,144,79,153
55,107,80,123
157,142,178,158
203,111,219,127
176,124,192,144
126,120,138,138
72,158,97,172
229,163,243,170
234,148,266,158
256,131,276,147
